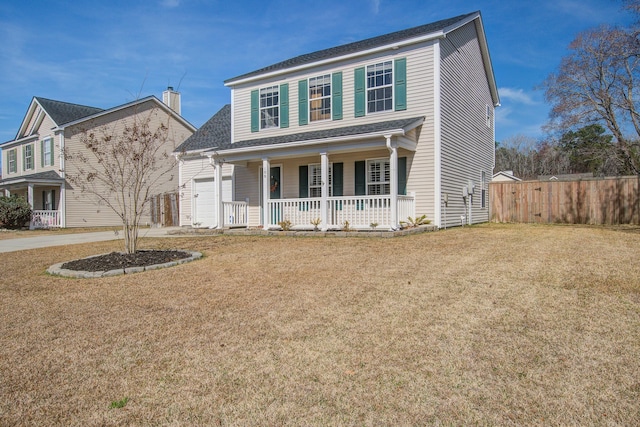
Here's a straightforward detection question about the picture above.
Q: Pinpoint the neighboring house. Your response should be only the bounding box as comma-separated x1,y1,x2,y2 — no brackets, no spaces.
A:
538,173,594,181
0,88,195,228
176,11,499,230
492,170,522,182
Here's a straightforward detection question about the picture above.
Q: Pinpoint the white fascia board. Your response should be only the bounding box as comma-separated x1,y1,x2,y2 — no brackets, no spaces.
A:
225,33,446,87
16,99,41,139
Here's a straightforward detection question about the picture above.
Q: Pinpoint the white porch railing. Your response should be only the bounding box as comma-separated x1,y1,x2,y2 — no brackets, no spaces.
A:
223,201,248,227
267,194,415,230
30,210,61,229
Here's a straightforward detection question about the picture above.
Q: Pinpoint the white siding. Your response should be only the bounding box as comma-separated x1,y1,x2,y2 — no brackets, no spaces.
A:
439,21,495,226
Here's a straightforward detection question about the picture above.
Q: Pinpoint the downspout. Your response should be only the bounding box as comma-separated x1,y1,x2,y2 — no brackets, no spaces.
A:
58,131,66,228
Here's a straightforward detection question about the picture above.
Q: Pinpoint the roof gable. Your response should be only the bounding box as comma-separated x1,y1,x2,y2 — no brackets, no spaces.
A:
174,104,231,153
225,11,478,85
35,97,104,126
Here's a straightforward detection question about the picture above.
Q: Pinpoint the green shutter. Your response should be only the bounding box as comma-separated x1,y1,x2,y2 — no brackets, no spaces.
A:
250,89,259,132
332,72,343,120
299,165,308,198
395,58,407,111
332,162,343,196
22,146,26,171
40,140,45,167
354,160,366,195
298,80,308,126
354,67,365,117
398,157,407,195
51,189,55,209
280,83,289,128
49,139,55,166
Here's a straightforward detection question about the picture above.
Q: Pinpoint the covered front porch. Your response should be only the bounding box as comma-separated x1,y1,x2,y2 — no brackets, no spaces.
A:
208,116,424,231
0,171,64,229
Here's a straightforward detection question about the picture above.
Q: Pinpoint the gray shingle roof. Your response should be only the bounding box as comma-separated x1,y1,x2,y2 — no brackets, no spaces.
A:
174,104,231,153
225,12,477,84
0,170,63,185
218,116,424,152
35,97,104,126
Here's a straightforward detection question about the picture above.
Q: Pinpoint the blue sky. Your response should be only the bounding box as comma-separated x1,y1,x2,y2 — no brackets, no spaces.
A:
0,0,633,147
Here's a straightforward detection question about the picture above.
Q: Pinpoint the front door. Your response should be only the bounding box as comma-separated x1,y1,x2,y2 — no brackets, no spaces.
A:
259,166,281,225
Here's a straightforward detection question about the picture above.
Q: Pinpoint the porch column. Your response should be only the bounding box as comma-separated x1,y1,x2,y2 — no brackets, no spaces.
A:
386,135,399,230
27,184,34,208
320,152,329,231
214,158,224,229
262,157,270,228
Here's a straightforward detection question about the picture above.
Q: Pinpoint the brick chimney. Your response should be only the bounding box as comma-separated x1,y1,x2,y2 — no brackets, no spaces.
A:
162,86,181,115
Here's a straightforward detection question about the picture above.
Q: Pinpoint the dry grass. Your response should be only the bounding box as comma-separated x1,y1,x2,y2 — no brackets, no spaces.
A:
0,224,639,425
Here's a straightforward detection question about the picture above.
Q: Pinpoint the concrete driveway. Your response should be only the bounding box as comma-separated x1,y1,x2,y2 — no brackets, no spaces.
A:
0,227,182,253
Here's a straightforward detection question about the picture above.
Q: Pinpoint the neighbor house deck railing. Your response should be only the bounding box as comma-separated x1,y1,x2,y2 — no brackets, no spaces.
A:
223,201,248,227
267,194,415,230
30,210,61,229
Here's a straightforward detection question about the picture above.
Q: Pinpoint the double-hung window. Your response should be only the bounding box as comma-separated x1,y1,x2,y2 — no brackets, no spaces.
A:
309,75,331,122
24,144,34,171
367,61,393,113
260,86,279,129
308,163,332,197
367,159,390,195
7,149,17,173
42,137,53,166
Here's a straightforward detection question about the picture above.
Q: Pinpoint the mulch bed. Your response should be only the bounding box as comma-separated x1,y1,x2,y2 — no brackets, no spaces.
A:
61,250,192,272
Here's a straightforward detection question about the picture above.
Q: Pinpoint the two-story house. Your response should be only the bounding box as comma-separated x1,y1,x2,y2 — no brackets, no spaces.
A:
1,89,194,228
176,11,499,230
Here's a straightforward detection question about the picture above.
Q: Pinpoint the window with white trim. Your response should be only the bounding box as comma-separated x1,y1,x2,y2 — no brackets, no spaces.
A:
309,163,332,197
24,144,34,171
367,159,390,195
7,149,17,174
309,75,331,122
260,85,279,129
367,61,393,113
43,137,53,166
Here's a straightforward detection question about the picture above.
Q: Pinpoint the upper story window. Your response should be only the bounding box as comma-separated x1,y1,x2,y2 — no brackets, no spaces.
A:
367,159,390,195
42,137,53,166
23,144,34,171
7,149,17,174
260,86,279,129
309,75,331,122
367,61,393,114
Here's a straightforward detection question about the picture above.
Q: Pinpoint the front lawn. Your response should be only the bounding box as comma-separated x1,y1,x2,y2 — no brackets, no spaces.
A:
0,224,638,425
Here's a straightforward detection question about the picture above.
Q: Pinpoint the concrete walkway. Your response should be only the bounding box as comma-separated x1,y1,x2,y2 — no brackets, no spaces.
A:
0,227,182,253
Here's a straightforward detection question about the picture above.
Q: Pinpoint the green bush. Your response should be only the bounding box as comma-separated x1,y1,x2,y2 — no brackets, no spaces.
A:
0,195,32,229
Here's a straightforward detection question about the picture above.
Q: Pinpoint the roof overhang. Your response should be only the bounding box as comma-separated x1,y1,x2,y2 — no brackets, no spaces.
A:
206,118,423,163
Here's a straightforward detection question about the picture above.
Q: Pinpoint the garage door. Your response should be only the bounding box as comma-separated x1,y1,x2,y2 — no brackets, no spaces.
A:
193,178,216,227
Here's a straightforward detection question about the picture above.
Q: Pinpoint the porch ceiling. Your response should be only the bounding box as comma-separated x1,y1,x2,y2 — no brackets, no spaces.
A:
212,116,424,163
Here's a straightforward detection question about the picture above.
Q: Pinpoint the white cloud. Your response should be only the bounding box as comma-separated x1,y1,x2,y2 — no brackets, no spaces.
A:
499,87,538,106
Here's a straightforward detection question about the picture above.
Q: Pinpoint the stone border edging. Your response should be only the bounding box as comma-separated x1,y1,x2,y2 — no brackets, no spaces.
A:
47,250,203,278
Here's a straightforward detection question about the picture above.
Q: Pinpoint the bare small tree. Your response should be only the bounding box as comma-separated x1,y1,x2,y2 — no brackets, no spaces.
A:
65,105,177,253
542,24,640,174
